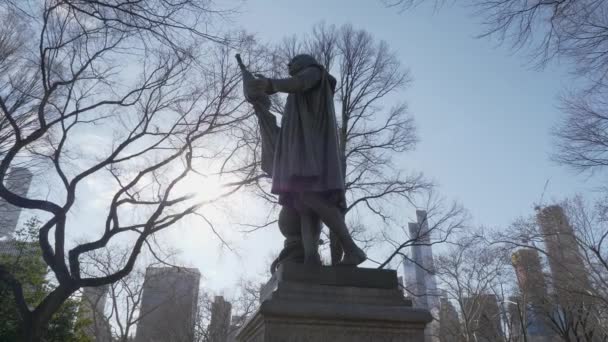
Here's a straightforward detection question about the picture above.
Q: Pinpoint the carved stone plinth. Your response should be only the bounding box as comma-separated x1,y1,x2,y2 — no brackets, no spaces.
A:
237,264,432,342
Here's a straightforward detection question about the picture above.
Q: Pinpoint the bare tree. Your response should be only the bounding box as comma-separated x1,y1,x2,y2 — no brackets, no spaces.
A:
545,201,608,342
381,0,608,180
562,197,608,308
0,1,248,340
0,8,44,170
377,191,467,269
435,236,513,342
553,93,608,174
384,0,608,82
501,201,608,310
193,292,216,342
80,244,187,342
193,279,261,342
229,278,262,325
448,1,608,181
492,200,608,341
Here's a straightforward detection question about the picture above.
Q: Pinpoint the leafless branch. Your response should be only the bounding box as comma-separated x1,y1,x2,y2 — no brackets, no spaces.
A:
0,1,246,339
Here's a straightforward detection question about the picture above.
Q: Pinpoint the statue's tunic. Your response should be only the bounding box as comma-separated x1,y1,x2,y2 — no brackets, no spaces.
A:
268,65,345,207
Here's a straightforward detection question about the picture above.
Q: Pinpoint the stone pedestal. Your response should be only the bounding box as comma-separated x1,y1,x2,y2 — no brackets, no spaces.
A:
237,264,432,342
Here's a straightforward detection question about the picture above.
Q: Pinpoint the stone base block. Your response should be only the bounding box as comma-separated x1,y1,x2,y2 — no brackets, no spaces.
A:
237,264,431,342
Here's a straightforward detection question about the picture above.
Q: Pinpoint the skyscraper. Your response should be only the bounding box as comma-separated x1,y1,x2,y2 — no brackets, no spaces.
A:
506,296,524,342
438,294,461,342
81,286,112,342
0,167,33,238
135,267,201,342
511,248,551,339
403,210,441,342
209,296,232,342
511,249,548,306
536,205,599,341
462,294,503,342
536,205,591,296
403,222,427,306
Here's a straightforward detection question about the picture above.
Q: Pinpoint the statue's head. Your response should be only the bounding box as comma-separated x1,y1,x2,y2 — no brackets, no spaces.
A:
287,54,319,76
287,54,337,92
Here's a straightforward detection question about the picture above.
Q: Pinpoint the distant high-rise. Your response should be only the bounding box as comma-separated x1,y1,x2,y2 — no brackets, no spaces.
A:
462,294,503,342
403,210,440,342
403,222,426,306
83,286,108,318
209,296,232,342
511,249,548,305
81,286,112,342
402,241,419,299
506,296,524,342
135,267,201,342
511,248,551,339
506,296,554,342
438,295,460,342
536,205,600,340
536,205,591,296
0,167,33,238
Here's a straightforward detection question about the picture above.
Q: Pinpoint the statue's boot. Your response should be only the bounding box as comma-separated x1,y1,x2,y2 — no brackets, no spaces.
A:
339,245,367,266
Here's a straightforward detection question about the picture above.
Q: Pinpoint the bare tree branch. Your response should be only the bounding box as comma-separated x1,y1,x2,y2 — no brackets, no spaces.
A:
0,1,247,339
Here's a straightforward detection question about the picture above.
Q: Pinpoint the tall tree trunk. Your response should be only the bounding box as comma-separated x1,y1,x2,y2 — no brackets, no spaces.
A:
21,318,43,342
20,284,77,342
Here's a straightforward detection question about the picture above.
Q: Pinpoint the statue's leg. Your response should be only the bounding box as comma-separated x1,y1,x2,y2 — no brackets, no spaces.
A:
300,213,322,265
298,192,366,266
330,231,343,266
293,199,322,265
312,214,322,252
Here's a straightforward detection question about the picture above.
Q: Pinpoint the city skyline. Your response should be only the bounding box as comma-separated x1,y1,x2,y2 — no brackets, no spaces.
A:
2,196,603,341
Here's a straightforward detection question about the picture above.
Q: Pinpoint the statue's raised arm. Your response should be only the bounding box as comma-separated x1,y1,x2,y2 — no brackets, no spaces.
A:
235,54,278,176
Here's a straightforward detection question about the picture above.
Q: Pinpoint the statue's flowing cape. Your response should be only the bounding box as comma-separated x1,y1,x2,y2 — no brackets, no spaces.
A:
236,54,345,209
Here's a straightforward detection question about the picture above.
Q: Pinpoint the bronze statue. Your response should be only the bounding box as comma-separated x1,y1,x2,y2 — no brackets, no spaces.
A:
236,54,366,272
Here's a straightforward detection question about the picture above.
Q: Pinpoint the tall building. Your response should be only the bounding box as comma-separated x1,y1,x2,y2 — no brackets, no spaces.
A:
511,248,551,339
462,294,503,342
403,210,441,342
0,167,33,238
81,286,112,342
402,238,420,299
403,222,426,306
135,267,201,342
536,205,601,341
438,294,461,342
208,296,232,342
506,296,523,342
511,249,548,306
536,205,591,296
506,296,555,342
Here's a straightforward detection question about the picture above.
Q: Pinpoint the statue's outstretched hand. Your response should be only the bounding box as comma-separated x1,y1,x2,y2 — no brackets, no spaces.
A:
247,77,271,97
